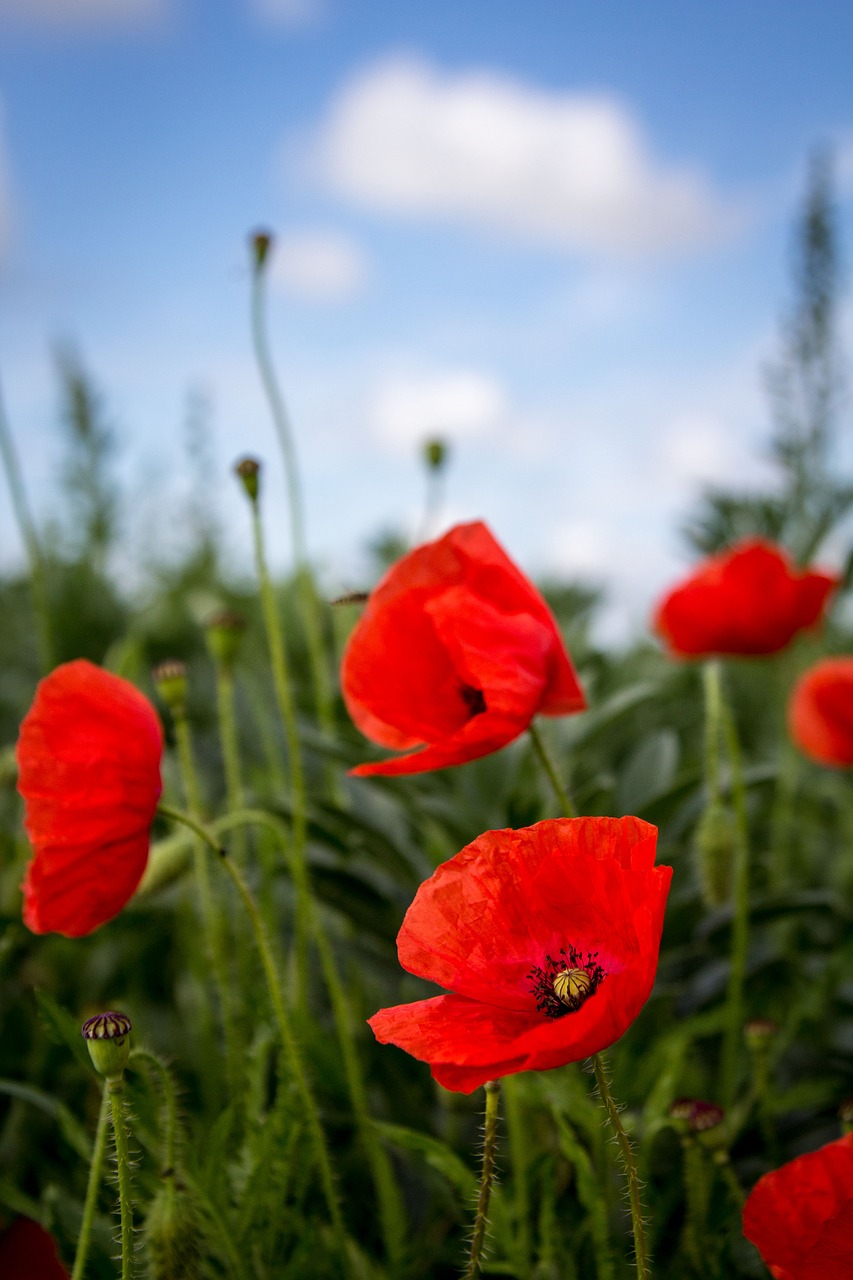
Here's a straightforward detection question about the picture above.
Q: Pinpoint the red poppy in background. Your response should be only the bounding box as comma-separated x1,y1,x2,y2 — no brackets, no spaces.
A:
742,1132,853,1279
16,660,163,937
342,521,586,776
0,1218,69,1279
654,539,837,658
369,817,671,1092
789,657,853,767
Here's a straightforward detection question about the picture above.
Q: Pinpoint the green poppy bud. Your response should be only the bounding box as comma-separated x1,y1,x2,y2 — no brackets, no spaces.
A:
144,1180,206,1280
82,1011,132,1080
152,660,188,716
695,800,735,907
423,438,448,472
204,610,246,671
250,229,273,271
234,456,261,504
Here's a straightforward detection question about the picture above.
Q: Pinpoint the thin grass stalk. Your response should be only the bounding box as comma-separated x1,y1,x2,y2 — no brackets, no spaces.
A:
0,378,53,669
214,664,247,864
172,713,243,1106
465,1079,501,1280
249,250,336,749
717,676,751,1113
206,806,407,1273
157,803,353,1277
71,1084,110,1280
249,500,310,1004
592,1054,650,1280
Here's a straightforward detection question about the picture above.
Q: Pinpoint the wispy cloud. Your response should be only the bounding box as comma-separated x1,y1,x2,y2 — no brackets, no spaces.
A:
248,0,326,28
368,369,508,453
0,0,168,31
270,229,369,302
311,55,743,258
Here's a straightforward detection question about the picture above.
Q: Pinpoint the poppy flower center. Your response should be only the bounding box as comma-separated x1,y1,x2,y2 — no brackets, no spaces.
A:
528,947,606,1019
460,684,487,717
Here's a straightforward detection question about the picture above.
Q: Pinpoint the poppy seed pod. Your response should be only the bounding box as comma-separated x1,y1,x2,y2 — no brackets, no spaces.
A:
82,1011,132,1079
342,521,586,776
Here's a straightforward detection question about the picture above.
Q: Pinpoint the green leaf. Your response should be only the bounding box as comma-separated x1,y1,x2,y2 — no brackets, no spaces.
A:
34,988,92,1075
0,1078,93,1160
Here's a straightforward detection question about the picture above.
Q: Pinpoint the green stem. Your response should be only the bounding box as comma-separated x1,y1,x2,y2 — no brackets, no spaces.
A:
681,1136,709,1272
502,1076,531,1274
215,665,247,864
529,721,575,817
108,1077,135,1280
71,1084,110,1280
155,803,352,1276
0,378,53,669
465,1080,501,1280
250,256,336,749
172,713,242,1105
249,499,310,1003
592,1054,650,1280
712,1149,744,1211
702,661,723,805
718,679,751,1113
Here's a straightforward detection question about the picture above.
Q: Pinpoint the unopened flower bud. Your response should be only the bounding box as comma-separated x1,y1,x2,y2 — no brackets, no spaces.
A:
152,660,188,715
82,1011,132,1080
744,1018,779,1050
423,438,448,472
250,229,273,271
234,456,261,504
144,1180,206,1280
839,1098,853,1134
205,610,246,671
668,1096,725,1139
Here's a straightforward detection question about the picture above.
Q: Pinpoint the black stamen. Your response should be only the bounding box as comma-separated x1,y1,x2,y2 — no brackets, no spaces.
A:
528,947,606,1020
460,684,487,717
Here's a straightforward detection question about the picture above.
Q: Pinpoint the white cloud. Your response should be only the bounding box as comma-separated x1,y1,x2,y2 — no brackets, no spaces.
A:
249,0,325,27
0,0,167,29
312,55,741,257
270,229,369,301
369,369,507,452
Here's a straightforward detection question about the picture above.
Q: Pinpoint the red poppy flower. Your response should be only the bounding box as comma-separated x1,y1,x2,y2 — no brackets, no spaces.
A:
789,657,853,767
16,660,163,937
742,1132,853,1279
342,521,585,776
654,539,838,658
368,816,671,1092
0,1218,69,1279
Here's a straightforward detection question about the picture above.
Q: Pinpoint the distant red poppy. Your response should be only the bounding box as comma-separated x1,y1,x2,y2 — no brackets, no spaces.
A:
789,657,853,767
16,660,163,937
342,521,586,776
742,1132,853,1279
0,1218,69,1279
654,539,838,658
369,817,671,1092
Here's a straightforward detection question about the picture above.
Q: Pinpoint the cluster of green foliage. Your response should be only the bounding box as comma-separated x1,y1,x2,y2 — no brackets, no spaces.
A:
0,156,850,1279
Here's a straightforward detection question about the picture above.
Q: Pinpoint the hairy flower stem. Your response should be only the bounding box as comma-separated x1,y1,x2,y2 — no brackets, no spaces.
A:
214,664,247,865
157,804,353,1278
465,1080,501,1280
108,1076,135,1280
249,499,310,1005
0,379,53,670
130,1049,179,1174
171,714,242,1106
592,1054,650,1280
680,1136,709,1271
502,1077,531,1274
71,1084,110,1280
717,672,751,1114
250,255,336,756
529,721,575,818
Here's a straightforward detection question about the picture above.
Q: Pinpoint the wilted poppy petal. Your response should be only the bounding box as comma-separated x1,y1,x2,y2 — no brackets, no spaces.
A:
743,1133,853,1279
17,660,164,937
343,521,585,776
0,1218,69,1279
789,657,853,767
654,539,838,658
369,817,671,1092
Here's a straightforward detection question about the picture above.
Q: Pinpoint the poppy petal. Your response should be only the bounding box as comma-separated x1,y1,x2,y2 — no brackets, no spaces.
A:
0,1218,69,1279
789,657,853,767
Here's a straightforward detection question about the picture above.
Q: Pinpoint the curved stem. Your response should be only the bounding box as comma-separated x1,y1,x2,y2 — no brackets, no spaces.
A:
108,1077,135,1280
250,258,336,751
71,1084,110,1280
171,714,242,1105
215,665,247,864
465,1080,501,1280
592,1054,650,1280
529,721,575,817
129,1049,179,1174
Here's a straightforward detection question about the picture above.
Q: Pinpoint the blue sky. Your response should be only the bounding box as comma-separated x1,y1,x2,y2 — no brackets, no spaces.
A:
1,0,852,640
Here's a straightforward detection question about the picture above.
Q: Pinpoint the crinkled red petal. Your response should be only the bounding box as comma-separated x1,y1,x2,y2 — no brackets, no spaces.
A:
0,1218,69,1279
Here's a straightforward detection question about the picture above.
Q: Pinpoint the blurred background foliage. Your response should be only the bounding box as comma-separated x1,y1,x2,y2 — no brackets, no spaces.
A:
0,154,851,1278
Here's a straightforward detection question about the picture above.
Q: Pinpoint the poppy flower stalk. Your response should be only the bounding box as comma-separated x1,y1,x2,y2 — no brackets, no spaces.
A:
465,1080,501,1280
594,1054,650,1280
71,1087,110,1280
82,1013,136,1280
